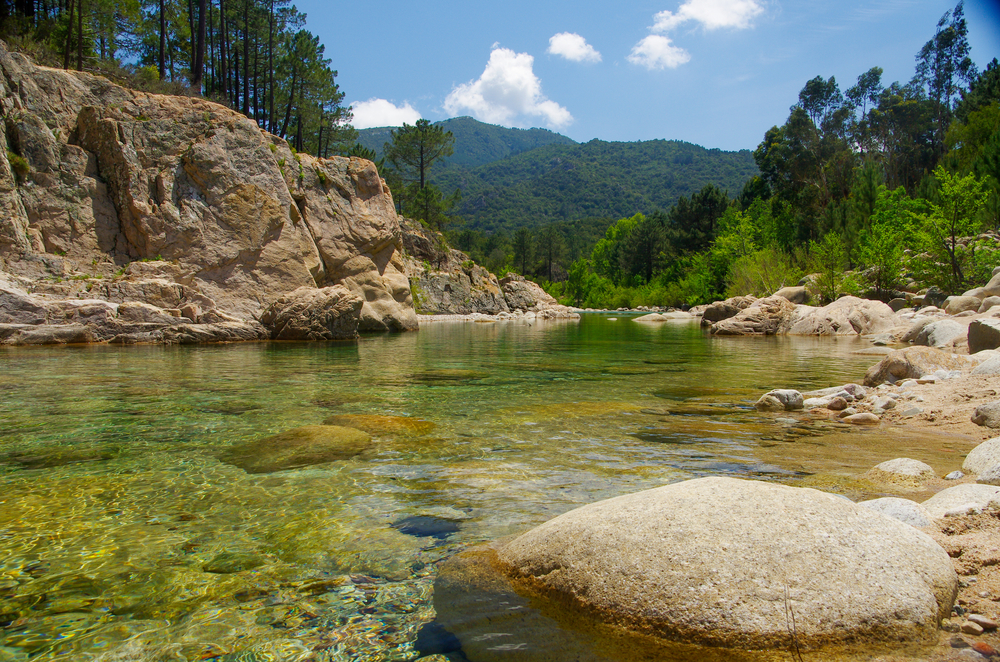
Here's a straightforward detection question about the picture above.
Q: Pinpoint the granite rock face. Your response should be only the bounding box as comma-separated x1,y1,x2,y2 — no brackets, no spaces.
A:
711,295,897,337
863,346,974,386
497,477,957,651
0,39,416,342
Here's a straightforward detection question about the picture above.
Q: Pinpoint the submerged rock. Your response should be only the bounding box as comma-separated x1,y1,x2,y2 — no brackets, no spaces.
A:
495,477,957,652
322,414,436,437
218,425,371,473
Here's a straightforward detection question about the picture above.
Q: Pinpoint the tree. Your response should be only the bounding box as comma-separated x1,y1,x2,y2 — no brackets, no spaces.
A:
856,186,914,298
809,232,848,303
913,166,988,291
619,211,667,283
384,119,456,226
535,224,563,282
667,185,730,254
912,0,976,155
512,227,533,275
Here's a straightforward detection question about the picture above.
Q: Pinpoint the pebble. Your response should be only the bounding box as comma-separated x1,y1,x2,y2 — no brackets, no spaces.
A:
901,407,924,417
844,413,880,426
947,471,966,480
943,618,962,632
827,397,848,411
963,621,986,636
973,641,998,656
838,407,858,417
953,635,972,648
969,614,998,631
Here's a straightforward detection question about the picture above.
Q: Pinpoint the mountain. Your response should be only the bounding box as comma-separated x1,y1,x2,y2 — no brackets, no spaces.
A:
432,139,759,232
355,116,577,169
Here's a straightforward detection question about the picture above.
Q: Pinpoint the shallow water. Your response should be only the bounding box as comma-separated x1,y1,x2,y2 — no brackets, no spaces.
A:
0,316,975,661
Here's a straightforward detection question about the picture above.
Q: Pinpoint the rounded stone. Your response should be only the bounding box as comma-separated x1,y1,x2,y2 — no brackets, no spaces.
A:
972,402,1000,429
857,497,934,528
754,389,803,412
922,484,1000,519
865,458,936,490
964,438,1000,475
827,396,849,411
497,477,957,651
976,464,1000,486
218,425,372,473
844,412,880,426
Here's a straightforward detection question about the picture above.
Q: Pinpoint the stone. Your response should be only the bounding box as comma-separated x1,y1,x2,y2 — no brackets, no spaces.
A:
964,438,1000,475
962,621,985,636
924,287,949,308
218,425,372,473
922,484,1000,519
827,396,849,411
785,296,898,336
946,471,965,480
968,614,998,631
321,414,436,437
910,319,967,348
946,296,983,315
865,458,936,490
969,319,1000,354
632,313,667,322
973,641,998,656
844,412,880,425
977,465,1000,486
259,286,363,340
754,389,803,411
202,551,265,574
496,477,957,651
711,295,796,335
857,497,934,528
888,298,908,312
773,285,810,304
972,402,1000,429
979,296,1000,313
863,346,973,386
983,272,1000,298
701,295,757,325
972,356,1000,376
116,301,180,325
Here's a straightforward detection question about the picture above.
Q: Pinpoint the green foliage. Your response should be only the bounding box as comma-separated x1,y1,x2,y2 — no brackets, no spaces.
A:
726,248,802,298
6,150,29,181
911,166,989,291
809,232,848,303
384,119,456,227
855,186,916,296
433,138,757,232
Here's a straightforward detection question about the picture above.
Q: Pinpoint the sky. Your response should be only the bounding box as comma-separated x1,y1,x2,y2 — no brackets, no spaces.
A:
294,0,1000,152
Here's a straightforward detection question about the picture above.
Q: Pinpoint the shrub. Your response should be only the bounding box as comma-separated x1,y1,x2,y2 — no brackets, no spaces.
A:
6,150,29,181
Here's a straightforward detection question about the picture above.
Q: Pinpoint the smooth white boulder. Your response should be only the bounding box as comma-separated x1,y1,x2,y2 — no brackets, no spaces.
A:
858,497,934,528
922,484,1000,518
498,477,957,651
964,437,1000,474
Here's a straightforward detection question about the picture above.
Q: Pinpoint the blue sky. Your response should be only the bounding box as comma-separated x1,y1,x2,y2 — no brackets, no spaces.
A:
295,0,1000,151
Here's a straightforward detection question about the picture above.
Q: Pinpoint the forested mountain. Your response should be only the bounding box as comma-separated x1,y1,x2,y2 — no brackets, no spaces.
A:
356,116,576,168
433,139,758,232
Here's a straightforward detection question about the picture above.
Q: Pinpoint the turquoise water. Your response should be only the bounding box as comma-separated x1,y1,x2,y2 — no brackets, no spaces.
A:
0,316,967,661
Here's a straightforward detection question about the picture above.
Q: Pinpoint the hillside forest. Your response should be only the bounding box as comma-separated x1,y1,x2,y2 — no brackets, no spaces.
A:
0,0,356,155
529,2,1000,310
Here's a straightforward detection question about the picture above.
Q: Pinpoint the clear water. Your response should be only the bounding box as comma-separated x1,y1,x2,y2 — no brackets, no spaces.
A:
0,316,971,661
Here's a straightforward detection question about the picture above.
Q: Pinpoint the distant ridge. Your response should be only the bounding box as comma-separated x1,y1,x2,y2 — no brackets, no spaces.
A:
356,117,758,232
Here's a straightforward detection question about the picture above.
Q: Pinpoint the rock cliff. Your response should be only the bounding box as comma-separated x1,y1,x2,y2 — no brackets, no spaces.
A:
0,39,415,343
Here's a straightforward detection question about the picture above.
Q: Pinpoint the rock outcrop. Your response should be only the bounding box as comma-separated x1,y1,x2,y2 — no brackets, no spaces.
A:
863,346,975,386
0,39,416,343
711,295,897,337
496,477,957,652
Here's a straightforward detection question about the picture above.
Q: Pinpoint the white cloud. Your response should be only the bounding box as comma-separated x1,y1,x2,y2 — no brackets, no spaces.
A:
444,47,573,129
652,0,764,32
350,98,422,129
547,32,602,63
627,35,691,70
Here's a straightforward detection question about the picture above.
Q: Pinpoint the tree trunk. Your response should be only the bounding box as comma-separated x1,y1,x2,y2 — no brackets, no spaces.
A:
208,0,215,95
158,0,165,81
192,0,206,91
267,0,274,133
219,0,228,103
76,0,82,71
279,69,296,138
63,0,74,70
241,0,249,116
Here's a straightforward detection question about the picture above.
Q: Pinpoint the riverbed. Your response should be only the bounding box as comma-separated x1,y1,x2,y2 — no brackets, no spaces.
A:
0,315,976,661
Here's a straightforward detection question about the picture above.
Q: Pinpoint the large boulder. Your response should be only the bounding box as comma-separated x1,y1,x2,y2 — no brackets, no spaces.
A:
785,296,898,336
754,389,804,411
773,286,810,304
983,271,1000,298
497,477,957,651
963,438,1000,475
972,402,1000,429
922,484,1000,519
906,319,966,348
969,319,1000,354
945,295,982,315
865,458,937,491
863,346,973,386
218,425,371,473
857,497,933,528
979,296,1000,313
711,295,796,336
260,285,362,340
701,295,757,325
